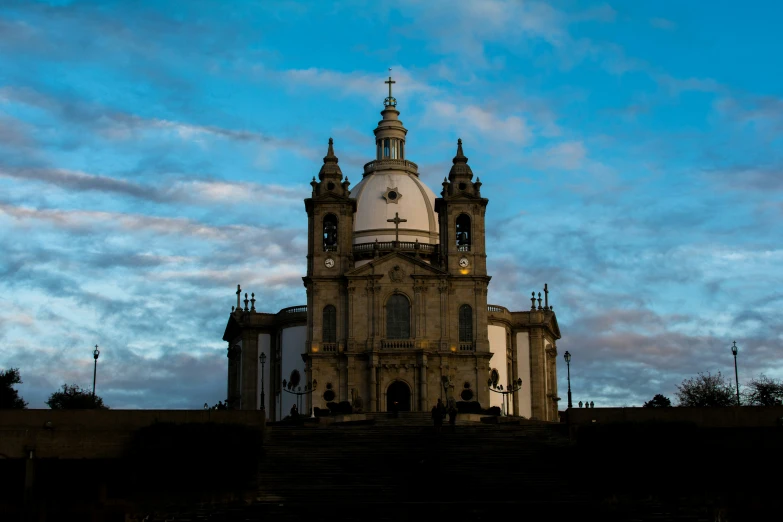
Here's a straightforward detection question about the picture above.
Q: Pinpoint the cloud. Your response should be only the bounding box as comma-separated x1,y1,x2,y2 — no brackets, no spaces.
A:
279,66,436,103
0,86,307,153
423,101,532,144
528,141,587,171
0,166,165,201
650,17,677,31
715,96,783,136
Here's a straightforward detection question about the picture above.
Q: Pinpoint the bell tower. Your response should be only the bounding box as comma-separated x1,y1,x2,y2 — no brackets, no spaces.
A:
435,139,489,276
303,139,356,357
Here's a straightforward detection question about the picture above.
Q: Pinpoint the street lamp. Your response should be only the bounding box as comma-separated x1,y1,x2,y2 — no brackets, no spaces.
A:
259,352,267,411
92,344,100,401
282,369,318,418
564,351,572,409
487,373,524,416
731,341,740,406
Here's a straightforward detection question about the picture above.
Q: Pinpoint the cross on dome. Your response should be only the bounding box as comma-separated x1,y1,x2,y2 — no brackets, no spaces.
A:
386,212,407,243
384,68,397,107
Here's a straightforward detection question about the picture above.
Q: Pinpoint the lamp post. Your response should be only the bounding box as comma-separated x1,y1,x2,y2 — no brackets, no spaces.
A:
487,369,524,416
259,352,267,411
564,351,572,409
282,369,317,418
731,341,740,406
92,344,100,401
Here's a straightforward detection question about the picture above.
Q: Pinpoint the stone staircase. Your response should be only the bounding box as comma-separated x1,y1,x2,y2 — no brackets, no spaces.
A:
132,419,734,521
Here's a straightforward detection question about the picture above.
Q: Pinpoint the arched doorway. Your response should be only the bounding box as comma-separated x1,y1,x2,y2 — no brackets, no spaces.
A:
386,380,411,412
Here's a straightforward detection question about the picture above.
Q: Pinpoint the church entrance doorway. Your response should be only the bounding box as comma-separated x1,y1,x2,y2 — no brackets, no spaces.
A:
386,381,411,412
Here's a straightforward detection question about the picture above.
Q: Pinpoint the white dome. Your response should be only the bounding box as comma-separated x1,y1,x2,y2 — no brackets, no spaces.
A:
351,169,438,245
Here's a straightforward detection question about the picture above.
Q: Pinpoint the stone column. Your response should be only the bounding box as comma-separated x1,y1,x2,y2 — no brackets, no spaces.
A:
369,358,377,412
510,331,519,416
241,331,259,411
419,353,428,410
529,328,544,420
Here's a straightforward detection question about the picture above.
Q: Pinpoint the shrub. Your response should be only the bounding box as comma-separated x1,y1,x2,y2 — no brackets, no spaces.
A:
327,401,353,415
456,401,482,414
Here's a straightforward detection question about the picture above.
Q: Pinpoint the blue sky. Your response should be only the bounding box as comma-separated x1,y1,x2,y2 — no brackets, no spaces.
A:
1,0,781,409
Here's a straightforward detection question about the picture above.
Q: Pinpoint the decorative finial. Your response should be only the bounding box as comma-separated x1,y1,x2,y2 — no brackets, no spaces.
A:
452,138,468,164
531,292,536,310
236,284,241,310
537,292,542,310
323,137,338,163
244,292,249,312
544,283,549,309
384,71,397,107
250,292,256,312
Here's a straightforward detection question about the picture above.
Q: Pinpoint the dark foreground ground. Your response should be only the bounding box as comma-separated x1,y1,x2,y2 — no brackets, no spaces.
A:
1,413,780,521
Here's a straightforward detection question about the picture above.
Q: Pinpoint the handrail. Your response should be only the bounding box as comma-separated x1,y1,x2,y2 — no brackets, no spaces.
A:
278,305,307,314
353,241,438,253
381,339,415,349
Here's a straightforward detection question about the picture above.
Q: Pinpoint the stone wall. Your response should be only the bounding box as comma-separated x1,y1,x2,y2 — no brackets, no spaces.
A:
565,406,783,431
0,409,265,459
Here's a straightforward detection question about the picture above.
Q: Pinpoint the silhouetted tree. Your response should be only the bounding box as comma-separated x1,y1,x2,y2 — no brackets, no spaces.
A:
0,368,28,409
743,375,783,406
643,394,672,408
675,372,735,407
46,384,108,409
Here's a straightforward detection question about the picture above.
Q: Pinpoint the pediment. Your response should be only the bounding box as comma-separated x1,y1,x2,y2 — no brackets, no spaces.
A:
222,313,242,342
345,251,447,278
547,313,562,340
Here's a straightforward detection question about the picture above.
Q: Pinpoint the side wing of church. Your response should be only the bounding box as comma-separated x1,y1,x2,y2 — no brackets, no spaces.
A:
222,79,561,421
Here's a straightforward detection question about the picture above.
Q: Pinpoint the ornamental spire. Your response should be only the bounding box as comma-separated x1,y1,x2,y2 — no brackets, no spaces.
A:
323,137,338,163
318,137,342,179
448,138,473,181
453,138,468,164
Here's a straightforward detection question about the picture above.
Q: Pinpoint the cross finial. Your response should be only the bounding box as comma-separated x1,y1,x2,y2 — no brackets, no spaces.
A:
386,212,407,244
544,283,549,309
384,69,397,107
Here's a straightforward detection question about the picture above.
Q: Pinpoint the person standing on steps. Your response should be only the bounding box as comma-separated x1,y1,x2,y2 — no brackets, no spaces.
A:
448,406,457,433
432,398,446,432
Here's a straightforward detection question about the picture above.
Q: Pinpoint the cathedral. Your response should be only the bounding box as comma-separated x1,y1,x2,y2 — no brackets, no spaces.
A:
223,77,562,421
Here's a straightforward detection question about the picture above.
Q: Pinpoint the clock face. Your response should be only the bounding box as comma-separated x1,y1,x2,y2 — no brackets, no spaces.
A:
324,258,335,268
459,257,469,268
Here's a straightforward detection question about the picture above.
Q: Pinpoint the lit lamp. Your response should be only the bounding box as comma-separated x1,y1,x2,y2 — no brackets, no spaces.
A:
563,351,572,409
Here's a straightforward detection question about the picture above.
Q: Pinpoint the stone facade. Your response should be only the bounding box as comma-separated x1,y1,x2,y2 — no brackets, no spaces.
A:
223,83,561,421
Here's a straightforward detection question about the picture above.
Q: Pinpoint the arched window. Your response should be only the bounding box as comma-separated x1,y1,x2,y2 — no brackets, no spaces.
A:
323,214,338,251
323,305,336,343
386,294,410,339
456,214,471,251
384,139,390,158
459,304,472,342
